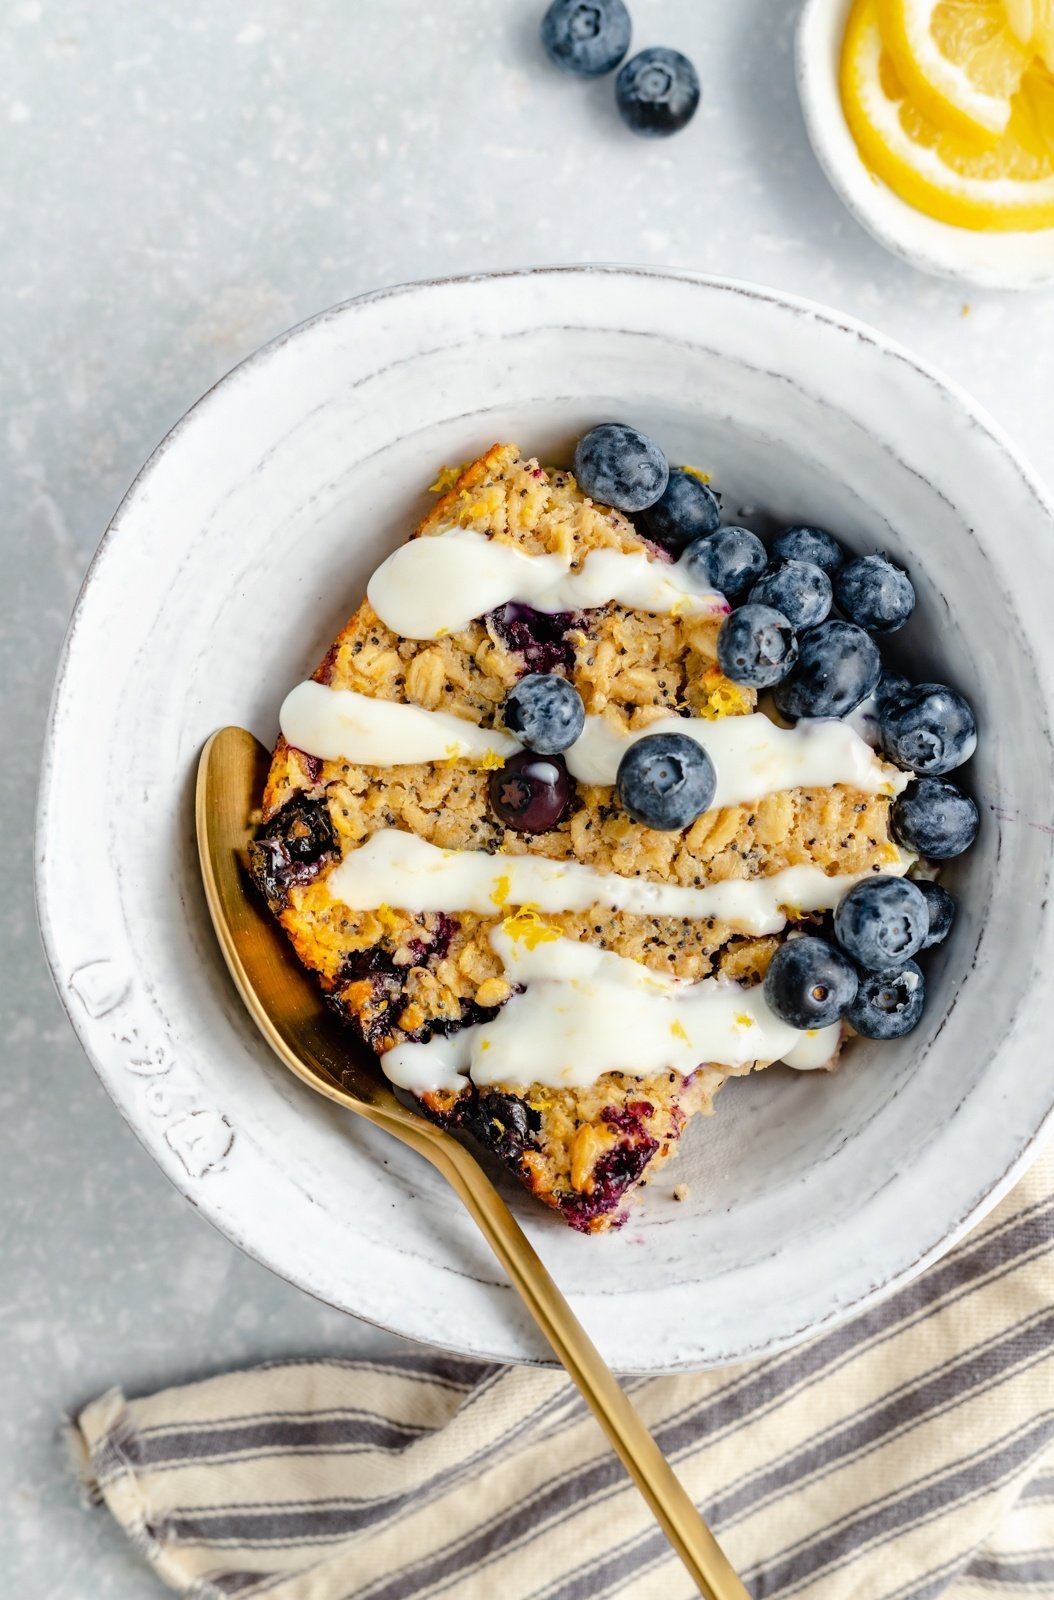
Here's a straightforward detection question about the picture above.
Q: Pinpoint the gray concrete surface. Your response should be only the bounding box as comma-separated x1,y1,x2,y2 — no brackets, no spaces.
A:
3,1,1053,1594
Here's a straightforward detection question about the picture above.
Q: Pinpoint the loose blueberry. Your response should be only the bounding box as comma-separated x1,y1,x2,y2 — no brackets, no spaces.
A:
772,524,845,575
833,875,929,970
846,961,925,1039
749,559,832,629
876,667,912,712
573,423,669,513
680,525,767,599
490,751,572,833
835,553,915,635
878,682,977,776
763,936,858,1030
639,469,721,555
616,732,716,831
615,47,700,137
716,604,798,689
916,879,956,949
892,777,979,859
772,620,881,721
503,673,585,754
540,0,631,76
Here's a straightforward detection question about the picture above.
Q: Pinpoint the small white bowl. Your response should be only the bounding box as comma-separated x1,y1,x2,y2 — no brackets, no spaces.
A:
37,268,1054,1371
797,0,1054,288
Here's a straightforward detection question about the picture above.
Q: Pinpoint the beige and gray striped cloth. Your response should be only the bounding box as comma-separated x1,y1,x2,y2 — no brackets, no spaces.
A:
69,1148,1054,1600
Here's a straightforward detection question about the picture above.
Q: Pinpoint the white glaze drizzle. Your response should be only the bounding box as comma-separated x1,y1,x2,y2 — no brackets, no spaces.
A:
280,681,909,803
381,924,832,1093
325,828,911,934
280,680,518,767
563,711,909,800
366,524,726,640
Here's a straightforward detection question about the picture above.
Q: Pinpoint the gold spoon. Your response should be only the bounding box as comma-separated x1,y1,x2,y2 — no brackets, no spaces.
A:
196,726,749,1600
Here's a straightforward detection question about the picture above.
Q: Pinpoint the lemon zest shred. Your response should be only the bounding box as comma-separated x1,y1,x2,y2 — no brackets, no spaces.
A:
679,463,712,484
428,462,470,494
502,906,561,949
669,1019,690,1043
735,1012,756,1028
479,749,505,771
490,873,512,910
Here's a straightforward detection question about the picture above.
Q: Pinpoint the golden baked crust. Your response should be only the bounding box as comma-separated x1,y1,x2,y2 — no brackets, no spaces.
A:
249,445,899,1231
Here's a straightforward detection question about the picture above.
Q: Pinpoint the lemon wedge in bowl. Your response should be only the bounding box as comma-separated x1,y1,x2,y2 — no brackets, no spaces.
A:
842,0,1054,229
878,0,1032,141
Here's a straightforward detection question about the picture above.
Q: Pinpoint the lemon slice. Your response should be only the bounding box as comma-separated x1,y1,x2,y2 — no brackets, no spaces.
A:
1004,0,1054,67
878,0,1033,140
842,0,1054,229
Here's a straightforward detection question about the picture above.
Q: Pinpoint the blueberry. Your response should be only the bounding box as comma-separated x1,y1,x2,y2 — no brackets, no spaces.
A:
616,732,716,831
846,961,925,1039
489,602,578,676
763,936,858,1030
490,751,573,833
248,793,338,912
639,469,721,555
876,667,911,712
503,673,585,754
915,879,956,949
772,620,881,721
716,604,797,689
540,0,631,76
573,423,669,513
680,525,767,598
833,875,929,970
772,525,845,575
891,777,979,860
749,559,832,629
835,553,915,635
878,683,977,776
615,47,700,137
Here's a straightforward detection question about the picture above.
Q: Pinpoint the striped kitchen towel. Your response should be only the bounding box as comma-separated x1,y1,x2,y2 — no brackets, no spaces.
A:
68,1147,1054,1600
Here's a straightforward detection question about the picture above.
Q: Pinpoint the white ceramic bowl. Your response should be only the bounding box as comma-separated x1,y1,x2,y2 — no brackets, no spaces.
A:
797,0,1054,289
38,267,1054,1372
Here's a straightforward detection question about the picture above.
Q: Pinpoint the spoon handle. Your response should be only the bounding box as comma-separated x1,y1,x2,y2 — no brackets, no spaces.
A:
419,1126,750,1600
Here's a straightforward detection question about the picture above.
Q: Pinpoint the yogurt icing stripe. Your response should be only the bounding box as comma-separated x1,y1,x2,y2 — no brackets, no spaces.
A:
365,523,727,640
324,828,912,935
281,682,910,805
381,920,844,1093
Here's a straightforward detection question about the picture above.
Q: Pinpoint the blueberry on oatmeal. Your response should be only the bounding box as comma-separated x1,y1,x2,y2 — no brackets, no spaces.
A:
773,620,881,720
833,876,929,970
749,559,832,629
616,732,716,831
503,673,585,754
681,525,767,598
639,468,721,555
891,777,979,859
846,962,926,1039
764,936,858,1030
772,524,845,575
916,880,956,949
835,553,915,635
717,603,798,688
878,683,977,775
573,423,669,512
489,750,573,833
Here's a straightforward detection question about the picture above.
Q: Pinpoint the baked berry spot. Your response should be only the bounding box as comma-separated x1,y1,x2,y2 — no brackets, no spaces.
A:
248,793,339,912
488,602,579,676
